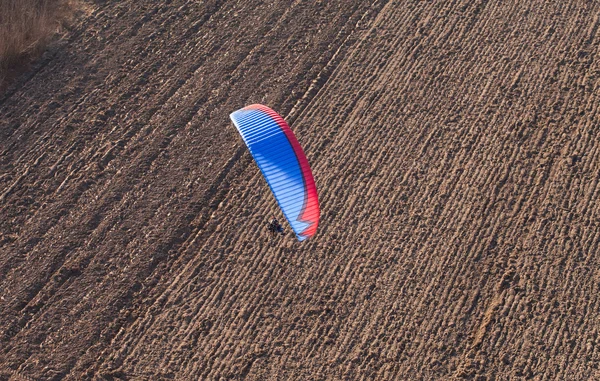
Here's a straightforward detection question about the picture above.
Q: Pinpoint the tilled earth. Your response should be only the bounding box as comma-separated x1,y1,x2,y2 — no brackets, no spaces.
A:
2,1,600,380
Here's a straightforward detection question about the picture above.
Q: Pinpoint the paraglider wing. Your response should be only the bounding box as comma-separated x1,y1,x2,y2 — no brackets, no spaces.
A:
230,104,319,241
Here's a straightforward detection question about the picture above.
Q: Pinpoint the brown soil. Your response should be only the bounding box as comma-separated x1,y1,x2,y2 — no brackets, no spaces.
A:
2,1,600,380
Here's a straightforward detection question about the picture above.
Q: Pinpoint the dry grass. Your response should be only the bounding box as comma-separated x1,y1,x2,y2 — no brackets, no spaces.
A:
0,0,76,85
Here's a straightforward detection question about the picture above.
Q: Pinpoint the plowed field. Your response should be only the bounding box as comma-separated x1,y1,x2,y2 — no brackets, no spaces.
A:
2,1,600,380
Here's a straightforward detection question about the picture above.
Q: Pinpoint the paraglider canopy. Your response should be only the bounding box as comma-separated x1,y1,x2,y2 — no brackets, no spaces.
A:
230,104,320,241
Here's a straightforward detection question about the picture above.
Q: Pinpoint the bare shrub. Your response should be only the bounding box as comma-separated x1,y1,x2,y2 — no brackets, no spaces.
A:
0,0,77,84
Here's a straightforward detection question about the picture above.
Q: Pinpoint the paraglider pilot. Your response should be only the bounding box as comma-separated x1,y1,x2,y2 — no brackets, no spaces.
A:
268,217,284,237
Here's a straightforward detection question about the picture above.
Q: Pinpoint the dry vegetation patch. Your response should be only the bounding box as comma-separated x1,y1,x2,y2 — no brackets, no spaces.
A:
0,0,77,85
